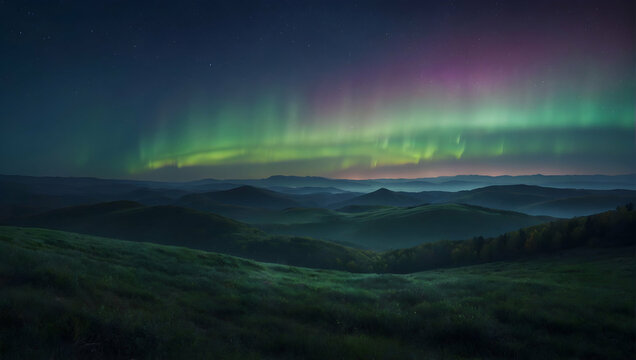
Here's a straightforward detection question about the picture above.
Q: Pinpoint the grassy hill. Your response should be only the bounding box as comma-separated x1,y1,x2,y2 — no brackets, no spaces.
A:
15,201,376,272
329,185,636,218
176,186,362,213
0,180,97,219
336,205,393,213
17,200,554,252
0,226,633,359
379,204,636,273
442,185,636,217
331,188,425,208
177,185,303,210
518,194,636,218
12,201,636,274
261,203,554,250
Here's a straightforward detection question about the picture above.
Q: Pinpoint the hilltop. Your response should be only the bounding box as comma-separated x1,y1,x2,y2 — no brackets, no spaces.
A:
177,185,303,209
331,188,424,207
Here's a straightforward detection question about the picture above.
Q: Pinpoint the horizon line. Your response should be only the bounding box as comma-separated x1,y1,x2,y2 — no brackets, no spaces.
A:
1,172,635,183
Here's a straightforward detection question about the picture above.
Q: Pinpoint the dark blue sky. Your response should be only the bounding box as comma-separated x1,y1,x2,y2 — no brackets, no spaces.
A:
1,0,634,180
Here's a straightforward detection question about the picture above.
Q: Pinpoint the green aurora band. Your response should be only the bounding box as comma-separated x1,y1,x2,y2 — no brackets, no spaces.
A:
132,63,634,178
1,1,634,180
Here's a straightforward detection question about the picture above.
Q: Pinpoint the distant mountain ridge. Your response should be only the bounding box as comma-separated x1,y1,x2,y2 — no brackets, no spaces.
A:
1,174,635,221
2,173,635,196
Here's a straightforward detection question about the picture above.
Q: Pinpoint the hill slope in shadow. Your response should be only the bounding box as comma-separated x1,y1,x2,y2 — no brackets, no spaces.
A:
335,185,636,218
177,185,303,209
260,203,554,250
441,185,636,217
0,222,633,359
14,201,375,272
331,188,425,208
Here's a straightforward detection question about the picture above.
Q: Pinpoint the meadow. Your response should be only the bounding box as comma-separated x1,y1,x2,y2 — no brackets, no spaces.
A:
1,226,633,359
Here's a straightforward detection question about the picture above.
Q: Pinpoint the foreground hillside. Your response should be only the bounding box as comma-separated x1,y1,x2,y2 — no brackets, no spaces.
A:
0,226,633,359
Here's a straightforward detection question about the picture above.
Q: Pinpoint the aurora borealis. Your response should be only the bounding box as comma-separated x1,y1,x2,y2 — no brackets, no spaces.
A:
1,0,634,180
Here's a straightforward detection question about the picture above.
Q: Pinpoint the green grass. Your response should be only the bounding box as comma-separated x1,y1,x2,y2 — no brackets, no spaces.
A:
0,226,633,359
16,201,378,272
15,204,635,274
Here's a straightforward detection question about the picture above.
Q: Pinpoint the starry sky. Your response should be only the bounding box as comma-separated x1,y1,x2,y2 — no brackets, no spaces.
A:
0,0,634,180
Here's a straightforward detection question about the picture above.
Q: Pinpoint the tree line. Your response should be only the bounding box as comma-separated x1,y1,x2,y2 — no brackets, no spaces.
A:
368,203,636,273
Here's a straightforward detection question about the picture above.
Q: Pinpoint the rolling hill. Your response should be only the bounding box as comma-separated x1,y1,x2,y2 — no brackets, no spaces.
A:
0,175,183,219
443,185,636,217
260,203,554,250
176,185,361,212
330,185,636,218
331,188,425,207
178,185,303,209
0,225,633,359
14,201,375,272
3,175,635,220
14,199,557,253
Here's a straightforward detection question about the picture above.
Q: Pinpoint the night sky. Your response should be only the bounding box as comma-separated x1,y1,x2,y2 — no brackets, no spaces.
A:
1,0,634,180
